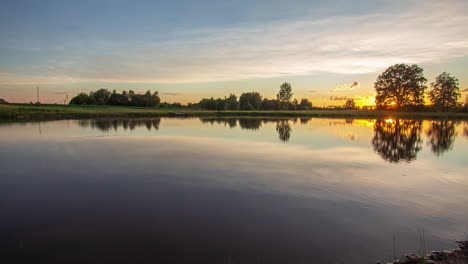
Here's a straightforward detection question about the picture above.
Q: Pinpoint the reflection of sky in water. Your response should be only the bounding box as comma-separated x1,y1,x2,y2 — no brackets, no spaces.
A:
1,118,468,263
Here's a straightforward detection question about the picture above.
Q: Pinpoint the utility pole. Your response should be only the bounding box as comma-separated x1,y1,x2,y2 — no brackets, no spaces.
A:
36,86,40,103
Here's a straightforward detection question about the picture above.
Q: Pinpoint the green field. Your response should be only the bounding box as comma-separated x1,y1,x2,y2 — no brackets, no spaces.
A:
1,103,468,120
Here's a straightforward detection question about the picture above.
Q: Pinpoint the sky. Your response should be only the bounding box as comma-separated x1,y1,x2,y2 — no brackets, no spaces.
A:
1,0,468,106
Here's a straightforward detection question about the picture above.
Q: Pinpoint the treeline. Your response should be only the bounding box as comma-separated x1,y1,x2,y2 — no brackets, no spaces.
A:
66,65,468,112
195,93,313,111
70,89,160,107
68,83,314,111
194,83,313,110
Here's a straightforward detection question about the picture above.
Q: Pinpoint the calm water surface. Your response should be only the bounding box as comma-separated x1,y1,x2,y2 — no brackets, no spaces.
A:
1,117,468,263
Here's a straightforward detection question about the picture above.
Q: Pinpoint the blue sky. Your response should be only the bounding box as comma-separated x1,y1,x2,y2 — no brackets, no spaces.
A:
1,0,467,104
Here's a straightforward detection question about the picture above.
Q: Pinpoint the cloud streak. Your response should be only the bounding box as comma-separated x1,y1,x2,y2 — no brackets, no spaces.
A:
330,96,351,101
332,81,360,92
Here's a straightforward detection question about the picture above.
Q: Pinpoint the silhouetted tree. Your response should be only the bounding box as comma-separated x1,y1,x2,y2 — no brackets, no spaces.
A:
277,82,293,110
109,90,130,106
130,94,146,107
69,92,96,105
225,94,239,110
343,99,356,110
426,121,457,156
375,64,427,110
372,119,423,162
128,90,135,102
151,91,161,107
215,98,225,110
160,101,183,108
428,72,461,112
260,98,279,110
292,98,299,110
239,92,262,110
70,89,160,107
298,98,313,110
199,97,218,110
276,120,292,142
91,88,112,105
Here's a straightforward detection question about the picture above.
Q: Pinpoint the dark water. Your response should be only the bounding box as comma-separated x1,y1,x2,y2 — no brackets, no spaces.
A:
1,117,467,264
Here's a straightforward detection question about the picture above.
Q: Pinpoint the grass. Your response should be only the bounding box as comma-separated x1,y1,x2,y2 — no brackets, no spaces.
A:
1,103,468,121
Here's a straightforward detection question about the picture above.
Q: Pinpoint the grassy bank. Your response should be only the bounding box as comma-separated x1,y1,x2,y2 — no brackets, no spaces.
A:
1,103,468,121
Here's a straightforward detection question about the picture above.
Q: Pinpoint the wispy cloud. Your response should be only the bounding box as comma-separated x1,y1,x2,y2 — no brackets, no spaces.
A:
332,81,360,92
330,96,351,101
1,0,467,85
0,72,78,85
308,90,318,93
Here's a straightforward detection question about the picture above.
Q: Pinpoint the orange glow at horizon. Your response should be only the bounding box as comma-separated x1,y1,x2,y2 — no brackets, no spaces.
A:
355,96,376,107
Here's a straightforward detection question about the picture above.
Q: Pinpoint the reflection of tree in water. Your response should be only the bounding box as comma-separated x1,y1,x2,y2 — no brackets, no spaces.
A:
300,118,312,124
426,120,457,156
276,120,292,142
238,118,263,130
199,117,237,128
463,121,468,139
77,119,161,131
199,117,294,142
372,119,422,163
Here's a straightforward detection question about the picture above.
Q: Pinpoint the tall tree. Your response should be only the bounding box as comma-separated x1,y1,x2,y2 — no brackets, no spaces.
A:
428,72,461,112
277,82,293,110
149,91,161,107
374,64,427,110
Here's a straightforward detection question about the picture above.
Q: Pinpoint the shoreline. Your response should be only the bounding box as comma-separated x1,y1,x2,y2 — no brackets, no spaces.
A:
2,104,468,121
380,241,468,264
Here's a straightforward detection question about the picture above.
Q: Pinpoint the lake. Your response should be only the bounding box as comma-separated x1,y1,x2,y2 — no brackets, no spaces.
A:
1,117,467,263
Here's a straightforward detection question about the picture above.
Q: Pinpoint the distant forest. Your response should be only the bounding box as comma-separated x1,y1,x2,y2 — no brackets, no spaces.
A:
69,83,352,111
70,89,161,107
